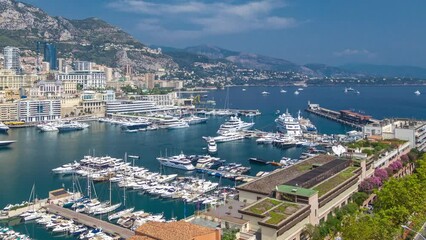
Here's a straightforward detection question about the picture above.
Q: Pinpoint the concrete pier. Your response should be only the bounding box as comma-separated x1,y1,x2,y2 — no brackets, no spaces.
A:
46,204,134,239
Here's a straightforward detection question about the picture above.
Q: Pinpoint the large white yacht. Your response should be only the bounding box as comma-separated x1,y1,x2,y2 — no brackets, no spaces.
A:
275,110,303,136
210,132,245,143
217,116,254,135
156,152,195,171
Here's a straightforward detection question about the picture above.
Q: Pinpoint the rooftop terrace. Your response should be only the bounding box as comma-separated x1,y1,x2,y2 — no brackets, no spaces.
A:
237,155,336,195
240,198,308,228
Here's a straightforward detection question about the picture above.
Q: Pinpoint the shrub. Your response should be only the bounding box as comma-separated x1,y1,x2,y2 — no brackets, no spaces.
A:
374,168,389,181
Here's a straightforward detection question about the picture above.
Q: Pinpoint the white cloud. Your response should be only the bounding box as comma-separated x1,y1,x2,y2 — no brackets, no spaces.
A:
107,0,298,41
334,49,376,58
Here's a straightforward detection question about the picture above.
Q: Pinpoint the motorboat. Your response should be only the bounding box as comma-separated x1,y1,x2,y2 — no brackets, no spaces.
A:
297,110,317,133
108,207,135,221
167,121,189,129
280,89,287,93
294,90,300,95
415,90,421,95
183,115,208,125
56,122,86,132
207,140,217,153
156,152,195,171
0,122,10,133
261,91,270,95
0,140,15,147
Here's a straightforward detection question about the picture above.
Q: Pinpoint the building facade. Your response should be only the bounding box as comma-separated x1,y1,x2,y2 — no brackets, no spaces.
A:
3,46,21,73
0,69,38,90
56,71,106,89
105,100,175,115
18,99,61,122
137,92,177,106
73,61,93,71
29,80,62,99
0,103,18,121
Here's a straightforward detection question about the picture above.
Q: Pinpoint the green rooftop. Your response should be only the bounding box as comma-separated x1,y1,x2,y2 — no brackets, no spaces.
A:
276,185,318,197
246,198,282,215
242,197,307,226
265,202,305,225
312,166,358,197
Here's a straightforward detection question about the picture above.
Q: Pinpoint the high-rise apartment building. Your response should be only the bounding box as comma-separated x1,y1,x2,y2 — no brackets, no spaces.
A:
43,43,57,70
3,46,21,73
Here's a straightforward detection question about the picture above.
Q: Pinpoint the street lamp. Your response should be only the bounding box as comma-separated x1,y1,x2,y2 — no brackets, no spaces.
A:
402,225,426,240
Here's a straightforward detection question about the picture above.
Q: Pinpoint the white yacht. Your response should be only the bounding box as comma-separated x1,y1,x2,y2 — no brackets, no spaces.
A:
297,110,317,133
261,91,270,95
211,132,245,143
167,120,189,129
207,140,217,153
217,116,254,135
280,89,287,93
275,110,303,136
56,122,87,132
156,153,195,171
0,122,9,133
294,90,300,95
183,115,208,125
415,90,421,95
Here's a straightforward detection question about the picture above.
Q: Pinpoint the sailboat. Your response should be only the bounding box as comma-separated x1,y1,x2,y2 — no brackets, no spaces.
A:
23,184,42,221
215,87,233,116
93,172,121,215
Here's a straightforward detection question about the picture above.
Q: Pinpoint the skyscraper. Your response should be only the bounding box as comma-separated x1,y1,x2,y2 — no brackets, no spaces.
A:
3,46,21,73
43,43,57,70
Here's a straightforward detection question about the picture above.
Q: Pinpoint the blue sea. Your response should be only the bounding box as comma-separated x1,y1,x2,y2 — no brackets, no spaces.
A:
0,85,425,239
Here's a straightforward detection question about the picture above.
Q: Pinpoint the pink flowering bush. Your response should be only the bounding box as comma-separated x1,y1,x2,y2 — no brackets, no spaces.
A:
360,176,382,192
374,168,389,181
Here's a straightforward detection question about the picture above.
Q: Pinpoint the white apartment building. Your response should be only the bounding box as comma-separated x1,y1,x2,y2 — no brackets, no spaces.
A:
18,99,61,122
56,70,106,89
3,46,20,73
137,92,177,106
363,119,426,151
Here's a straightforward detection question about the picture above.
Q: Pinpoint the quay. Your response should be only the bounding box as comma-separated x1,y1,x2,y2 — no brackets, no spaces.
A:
194,108,261,116
196,167,257,182
46,204,134,239
305,101,377,129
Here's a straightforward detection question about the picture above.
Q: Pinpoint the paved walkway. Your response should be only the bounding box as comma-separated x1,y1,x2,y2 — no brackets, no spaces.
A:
46,204,134,239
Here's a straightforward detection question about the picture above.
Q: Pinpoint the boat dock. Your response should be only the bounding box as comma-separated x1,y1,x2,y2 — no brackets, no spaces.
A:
46,204,134,239
196,167,257,182
305,102,376,129
194,108,261,116
0,201,47,221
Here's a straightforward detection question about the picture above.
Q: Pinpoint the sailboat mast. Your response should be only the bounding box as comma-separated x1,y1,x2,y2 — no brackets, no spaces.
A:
109,171,112,206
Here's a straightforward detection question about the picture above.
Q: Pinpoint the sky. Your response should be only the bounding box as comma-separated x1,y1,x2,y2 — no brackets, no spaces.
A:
19,0,426,67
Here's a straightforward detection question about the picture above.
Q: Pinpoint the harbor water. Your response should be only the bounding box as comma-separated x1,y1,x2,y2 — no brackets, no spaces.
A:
1,85,426,239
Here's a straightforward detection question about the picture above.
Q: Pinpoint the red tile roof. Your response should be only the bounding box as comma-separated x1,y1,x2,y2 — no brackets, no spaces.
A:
133,221,218,240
